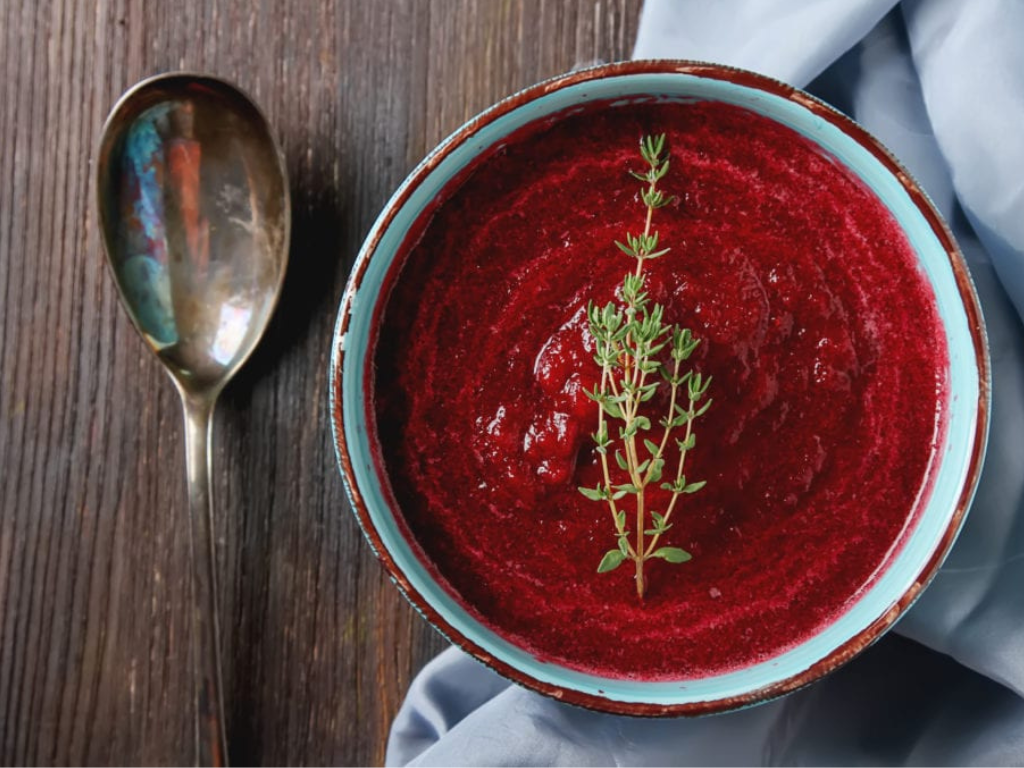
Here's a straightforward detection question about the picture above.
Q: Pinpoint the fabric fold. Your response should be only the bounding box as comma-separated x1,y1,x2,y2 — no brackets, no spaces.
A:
903,0,1024,323
632,0,899,87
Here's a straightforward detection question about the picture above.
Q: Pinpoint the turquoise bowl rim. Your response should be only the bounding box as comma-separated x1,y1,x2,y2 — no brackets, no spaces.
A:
329,61,991,716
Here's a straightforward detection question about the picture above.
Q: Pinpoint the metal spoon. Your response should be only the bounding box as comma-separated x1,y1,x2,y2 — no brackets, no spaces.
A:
96,73,290,766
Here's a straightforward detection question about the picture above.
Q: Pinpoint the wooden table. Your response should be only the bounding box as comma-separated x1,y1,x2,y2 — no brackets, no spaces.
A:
0,0,642,764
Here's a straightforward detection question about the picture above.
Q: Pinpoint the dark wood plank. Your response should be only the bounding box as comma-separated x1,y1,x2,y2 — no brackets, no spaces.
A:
0,0,642,764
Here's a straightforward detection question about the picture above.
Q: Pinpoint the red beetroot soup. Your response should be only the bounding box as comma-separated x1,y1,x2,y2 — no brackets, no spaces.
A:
370,100,947,679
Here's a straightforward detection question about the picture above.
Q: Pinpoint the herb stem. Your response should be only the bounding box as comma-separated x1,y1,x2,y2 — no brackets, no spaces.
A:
580,133,711,600
635,480,647,601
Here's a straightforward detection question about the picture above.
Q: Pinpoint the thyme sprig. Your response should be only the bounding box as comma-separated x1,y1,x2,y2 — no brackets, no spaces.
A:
578,134,712,602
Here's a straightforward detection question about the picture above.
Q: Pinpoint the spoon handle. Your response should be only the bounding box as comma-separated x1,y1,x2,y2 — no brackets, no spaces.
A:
180,391,229,767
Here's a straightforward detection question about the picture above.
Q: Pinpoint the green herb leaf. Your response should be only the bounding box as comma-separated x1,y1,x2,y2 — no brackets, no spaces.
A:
648,457,665,483
597,549,626,573
602,399,623,419
645,512,671,536
650,547,691,563
645,522,672,536
676,434,696,451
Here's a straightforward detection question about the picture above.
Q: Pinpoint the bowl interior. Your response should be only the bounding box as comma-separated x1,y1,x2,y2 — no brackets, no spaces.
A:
333,65,986,711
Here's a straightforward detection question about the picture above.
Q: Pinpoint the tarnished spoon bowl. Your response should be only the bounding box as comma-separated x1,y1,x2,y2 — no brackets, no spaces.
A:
96,73,289,765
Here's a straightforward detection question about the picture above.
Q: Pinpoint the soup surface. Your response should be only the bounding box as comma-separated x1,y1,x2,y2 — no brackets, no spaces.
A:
371,100,947,679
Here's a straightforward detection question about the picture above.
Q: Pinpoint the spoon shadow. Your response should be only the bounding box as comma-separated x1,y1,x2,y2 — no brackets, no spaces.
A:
215,171,349,766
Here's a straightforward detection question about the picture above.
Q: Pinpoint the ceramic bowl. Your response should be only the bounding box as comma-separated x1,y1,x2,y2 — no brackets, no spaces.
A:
329,61,990,715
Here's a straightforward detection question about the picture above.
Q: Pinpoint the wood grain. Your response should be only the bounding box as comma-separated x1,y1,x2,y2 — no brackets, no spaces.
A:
0,0,642,763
